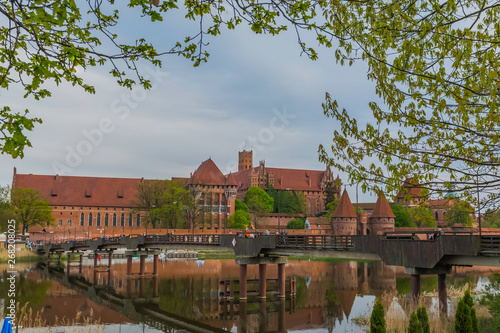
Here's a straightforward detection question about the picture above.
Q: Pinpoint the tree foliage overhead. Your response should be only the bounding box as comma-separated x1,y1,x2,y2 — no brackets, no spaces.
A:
317,1,500,209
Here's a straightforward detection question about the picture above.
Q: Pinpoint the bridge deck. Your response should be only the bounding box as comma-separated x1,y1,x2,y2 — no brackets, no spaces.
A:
35,233,500,269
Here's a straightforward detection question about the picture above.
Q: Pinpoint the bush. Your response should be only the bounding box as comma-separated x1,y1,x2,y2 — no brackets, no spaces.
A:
463,288,479,333
454,298,473,333
370,298,386,333
408,311,423,333
417,306,430,333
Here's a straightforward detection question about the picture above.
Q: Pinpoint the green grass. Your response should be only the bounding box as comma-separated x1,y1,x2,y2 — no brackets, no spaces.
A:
0,248,40,263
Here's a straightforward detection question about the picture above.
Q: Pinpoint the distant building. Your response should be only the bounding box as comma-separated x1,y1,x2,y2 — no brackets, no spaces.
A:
331,190,395,235
231,150,340,215
12,168,144,236
187,158,237,230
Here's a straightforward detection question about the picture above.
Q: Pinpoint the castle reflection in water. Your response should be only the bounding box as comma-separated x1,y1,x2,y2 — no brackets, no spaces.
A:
7,259,497,333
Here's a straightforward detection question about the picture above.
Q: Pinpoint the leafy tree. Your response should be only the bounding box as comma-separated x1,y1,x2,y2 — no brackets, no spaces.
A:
408,311,423,333
183,188,207,233
455,298,473,333
446,201,474,227
235,199,249,213
483,209,500,228
392,205,412,228
370,298,386,333
417,306,430,333
323,182,339,208
409,205,436,228
11,187,54,235
0,185,15,232
133,179,189,229
267,185,307,214
244,186,274,229
326,198,340,226
287,217,305,230
226,209,251,229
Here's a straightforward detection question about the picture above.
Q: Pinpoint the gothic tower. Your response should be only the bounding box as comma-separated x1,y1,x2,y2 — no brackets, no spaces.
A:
238,150,253,172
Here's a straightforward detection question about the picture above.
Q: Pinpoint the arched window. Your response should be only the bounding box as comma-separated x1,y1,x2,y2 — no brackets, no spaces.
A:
136,214,141,227
80,213,84,226
104,213,109,226
120,213,125,227
435,212,439,220
113,213,117,226
88,213,93,226
97,213,101,227
128,214,133,227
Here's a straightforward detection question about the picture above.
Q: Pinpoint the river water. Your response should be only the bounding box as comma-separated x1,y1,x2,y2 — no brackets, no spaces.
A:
0,257,496,332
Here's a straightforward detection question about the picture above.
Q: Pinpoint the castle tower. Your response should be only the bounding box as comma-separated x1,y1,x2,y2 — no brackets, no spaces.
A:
367,194,395,235
238,150,253,172
331,190,357,235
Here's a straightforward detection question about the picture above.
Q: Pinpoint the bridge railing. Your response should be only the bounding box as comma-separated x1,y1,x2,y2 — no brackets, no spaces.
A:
143,234,222,245
480,235,500,254
278,235,353,249
103,236,122,245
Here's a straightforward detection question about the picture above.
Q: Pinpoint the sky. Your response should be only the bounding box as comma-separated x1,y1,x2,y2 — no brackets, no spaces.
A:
0,3,379,202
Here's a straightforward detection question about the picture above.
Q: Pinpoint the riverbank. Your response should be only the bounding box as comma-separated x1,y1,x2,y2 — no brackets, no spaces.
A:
0,248,40,263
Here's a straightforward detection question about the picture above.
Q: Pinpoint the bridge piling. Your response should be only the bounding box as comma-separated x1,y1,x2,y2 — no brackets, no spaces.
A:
278,263,285,298
438,273,447,315
126,255,132,276
239,264,247,300
139,255,146,276
411,274,420,304
79,254,83,274
258,264,267,299
153,254,159,275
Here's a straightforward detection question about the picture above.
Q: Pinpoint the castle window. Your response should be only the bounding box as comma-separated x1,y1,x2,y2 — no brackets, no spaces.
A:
88,213,93,226
128,214,133,227
67,219,72,226
105,213,109,227
97,213,101,227
120,213,125,227
58,219,62,226
136,214,141,227
113,213,117,226
80,213,84,226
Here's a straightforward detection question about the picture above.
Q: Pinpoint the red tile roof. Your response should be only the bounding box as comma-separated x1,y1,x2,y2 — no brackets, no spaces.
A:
332,190,357,218
190,159,226,185
231,167,327,192
371,195,396,218
13,174,142,208
225,173,237,186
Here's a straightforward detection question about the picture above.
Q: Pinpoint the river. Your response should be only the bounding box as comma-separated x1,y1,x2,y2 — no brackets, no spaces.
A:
1,257,497,332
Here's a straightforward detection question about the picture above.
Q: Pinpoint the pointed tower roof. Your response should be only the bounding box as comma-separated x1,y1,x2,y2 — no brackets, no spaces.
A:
331,189,357,218
190,159,226,185
225,173,237,186
371,194,396,218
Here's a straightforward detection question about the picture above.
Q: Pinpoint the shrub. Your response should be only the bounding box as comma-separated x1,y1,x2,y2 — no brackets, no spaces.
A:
408,311,423,333
454,298,473,333
370,298,386,333
462,288,479,333
417,306,430,333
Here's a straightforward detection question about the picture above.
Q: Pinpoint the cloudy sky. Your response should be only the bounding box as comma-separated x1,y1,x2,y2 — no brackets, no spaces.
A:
0,4,378,202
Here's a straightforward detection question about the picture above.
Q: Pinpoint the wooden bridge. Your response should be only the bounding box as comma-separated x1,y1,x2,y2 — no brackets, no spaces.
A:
36,231,500,314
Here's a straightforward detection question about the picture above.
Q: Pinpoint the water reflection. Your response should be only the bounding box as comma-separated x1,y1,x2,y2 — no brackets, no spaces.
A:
1,259,498,332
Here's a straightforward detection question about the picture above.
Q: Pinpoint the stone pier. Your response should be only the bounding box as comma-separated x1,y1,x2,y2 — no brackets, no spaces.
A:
236,256,288,300
405,266,451,314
